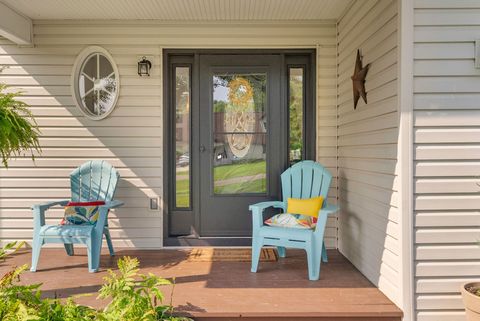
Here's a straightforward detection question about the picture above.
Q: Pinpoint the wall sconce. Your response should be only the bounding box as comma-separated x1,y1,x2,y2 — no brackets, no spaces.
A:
138,56,152,76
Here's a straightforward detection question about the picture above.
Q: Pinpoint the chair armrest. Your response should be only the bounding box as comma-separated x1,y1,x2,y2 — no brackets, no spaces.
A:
31,199,70,211
313,203,339,237
249,201,285,212
31,199,69,230
249,201,284,230
99,200,124,209
319,203,339,216
94,200,124,233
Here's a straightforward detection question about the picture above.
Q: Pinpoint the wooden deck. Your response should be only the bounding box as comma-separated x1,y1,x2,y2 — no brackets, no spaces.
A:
0,248,402,321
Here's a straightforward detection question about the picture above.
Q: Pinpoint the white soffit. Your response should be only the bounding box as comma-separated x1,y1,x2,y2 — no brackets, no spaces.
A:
0,0,352,21
0,1,32,44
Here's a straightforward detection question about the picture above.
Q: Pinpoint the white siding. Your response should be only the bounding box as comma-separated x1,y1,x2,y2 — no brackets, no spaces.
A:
337,0,401,305
0,21,337,248
413,1,480,320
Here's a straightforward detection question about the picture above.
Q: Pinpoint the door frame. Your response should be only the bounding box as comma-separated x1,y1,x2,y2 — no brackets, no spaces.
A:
163,49,316,246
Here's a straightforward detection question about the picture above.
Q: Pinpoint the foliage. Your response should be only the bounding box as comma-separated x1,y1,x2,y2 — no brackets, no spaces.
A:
0,84,41,167
213,75,266,112
98,256,189,321
0,263,97,321
0,250,191,321
0,241,25,261
289,75,303,159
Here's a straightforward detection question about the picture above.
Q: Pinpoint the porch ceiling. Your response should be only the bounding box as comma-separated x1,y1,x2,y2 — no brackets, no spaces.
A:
0,0,352,21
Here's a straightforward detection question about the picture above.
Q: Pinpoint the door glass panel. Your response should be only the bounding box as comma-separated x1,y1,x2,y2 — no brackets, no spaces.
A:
175,66,191,208
212,74,267,194
289,67,304,164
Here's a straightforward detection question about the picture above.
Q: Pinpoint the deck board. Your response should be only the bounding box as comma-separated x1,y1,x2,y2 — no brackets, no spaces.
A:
0,248,402,320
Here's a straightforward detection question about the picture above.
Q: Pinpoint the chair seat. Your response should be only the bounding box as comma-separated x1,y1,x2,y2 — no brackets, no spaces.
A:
259,225,313,242
40,224,94,238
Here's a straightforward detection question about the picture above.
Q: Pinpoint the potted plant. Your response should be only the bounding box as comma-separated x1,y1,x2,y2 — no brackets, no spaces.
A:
0,83,41,167
462,283,480,320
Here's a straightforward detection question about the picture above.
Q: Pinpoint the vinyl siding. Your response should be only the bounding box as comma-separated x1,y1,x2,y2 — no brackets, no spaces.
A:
0,21,338,248
413,1,480,320
337,0,400,305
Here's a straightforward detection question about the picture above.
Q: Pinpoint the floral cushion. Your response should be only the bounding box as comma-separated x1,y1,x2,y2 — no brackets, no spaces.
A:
62,201,105,225
264,213,317,229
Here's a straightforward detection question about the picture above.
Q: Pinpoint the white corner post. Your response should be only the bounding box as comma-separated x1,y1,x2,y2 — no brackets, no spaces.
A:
0,2,32,45
397,0,415,320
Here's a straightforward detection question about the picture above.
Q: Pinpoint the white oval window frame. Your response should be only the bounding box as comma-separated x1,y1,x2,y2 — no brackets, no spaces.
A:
71,46,120,120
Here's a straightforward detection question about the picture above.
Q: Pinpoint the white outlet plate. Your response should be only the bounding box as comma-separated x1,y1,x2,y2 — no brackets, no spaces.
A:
149,197,160,211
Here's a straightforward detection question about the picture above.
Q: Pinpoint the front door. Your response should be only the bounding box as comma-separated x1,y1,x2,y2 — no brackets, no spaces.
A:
198,55,283,236
165,50,315,245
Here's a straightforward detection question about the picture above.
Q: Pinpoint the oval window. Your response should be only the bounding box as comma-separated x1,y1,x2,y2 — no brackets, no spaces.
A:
72,46,119,120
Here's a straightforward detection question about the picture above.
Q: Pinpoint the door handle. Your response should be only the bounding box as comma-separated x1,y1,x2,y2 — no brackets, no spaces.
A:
200,145,206,152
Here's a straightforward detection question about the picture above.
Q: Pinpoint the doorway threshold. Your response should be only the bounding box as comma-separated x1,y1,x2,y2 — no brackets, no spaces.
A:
164,236,252,247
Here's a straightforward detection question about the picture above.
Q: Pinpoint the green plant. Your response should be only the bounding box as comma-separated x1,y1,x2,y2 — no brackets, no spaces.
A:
0,264,97,321
0,84,41,167
0,241,26,261
98,256,190,321
0,253,191,321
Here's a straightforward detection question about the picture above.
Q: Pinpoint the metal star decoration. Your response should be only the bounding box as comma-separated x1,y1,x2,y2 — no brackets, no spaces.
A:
351,49,370,109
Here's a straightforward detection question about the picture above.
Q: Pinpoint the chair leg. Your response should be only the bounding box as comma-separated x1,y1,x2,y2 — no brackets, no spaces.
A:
277,246,286,258
64,243,74,256
321,242,328,263
87,235,102,273
251,237,262,273
306,244,321,281
30,236,43,272
104,227,115,256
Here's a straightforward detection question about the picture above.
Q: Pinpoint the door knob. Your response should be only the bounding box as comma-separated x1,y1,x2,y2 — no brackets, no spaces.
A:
200,145,206,152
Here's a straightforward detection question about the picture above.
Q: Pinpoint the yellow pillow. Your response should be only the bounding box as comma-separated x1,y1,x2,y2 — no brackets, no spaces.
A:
287,196,324,218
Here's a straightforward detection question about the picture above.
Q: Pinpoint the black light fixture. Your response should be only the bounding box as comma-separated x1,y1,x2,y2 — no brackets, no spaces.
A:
137,56,152,76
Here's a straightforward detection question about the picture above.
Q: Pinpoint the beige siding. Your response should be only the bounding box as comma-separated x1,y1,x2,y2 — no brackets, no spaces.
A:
337,0,400,305
0,21,337,248
414,1,480,320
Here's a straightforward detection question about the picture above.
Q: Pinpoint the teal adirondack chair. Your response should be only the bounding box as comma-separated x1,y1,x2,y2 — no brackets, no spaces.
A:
249,160,339,280
30,160,124,273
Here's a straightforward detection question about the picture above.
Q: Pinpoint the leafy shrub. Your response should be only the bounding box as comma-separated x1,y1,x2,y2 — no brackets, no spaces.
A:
0,250,192,321
98,256,189,321
0,241,25,261
0,84,41,167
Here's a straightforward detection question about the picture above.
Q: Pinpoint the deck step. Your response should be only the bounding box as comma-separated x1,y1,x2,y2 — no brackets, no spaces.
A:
191,315,402,321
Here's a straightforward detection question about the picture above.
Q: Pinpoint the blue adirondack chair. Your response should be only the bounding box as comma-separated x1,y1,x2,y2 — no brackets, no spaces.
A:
249,160,339,280
30,160,124,273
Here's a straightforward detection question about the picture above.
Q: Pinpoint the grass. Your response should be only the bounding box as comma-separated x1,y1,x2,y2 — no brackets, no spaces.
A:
175,160,266,207
175,178,191,208
213,160,266,181
214,177,266,194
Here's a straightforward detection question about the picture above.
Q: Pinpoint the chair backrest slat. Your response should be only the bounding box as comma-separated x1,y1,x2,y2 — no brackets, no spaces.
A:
290,165,303,198
70,161,119,203
79,162,92,201
301,163,314,198
281,161,332,208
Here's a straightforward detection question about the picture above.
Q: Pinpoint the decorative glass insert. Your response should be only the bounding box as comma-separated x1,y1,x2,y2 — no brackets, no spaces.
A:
175,67,191,208
212,73,267,195
72,46,119,120
289,67,304,164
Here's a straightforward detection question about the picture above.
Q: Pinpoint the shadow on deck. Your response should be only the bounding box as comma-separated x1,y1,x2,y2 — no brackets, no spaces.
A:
0,248,402,321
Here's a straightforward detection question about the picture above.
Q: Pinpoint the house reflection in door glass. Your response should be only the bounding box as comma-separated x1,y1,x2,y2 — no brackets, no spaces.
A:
212,74,267,194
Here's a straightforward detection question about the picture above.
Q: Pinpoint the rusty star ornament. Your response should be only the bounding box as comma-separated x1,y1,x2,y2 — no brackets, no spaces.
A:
351,50,370,109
